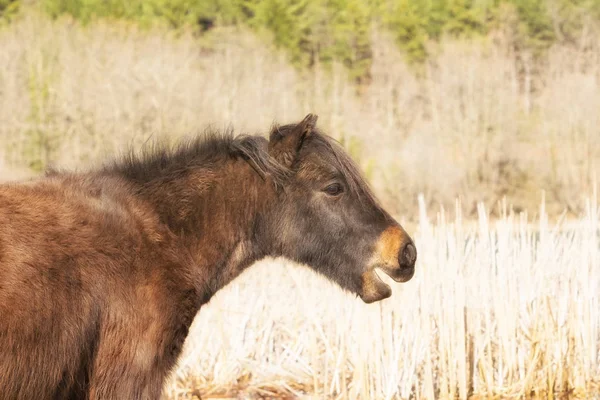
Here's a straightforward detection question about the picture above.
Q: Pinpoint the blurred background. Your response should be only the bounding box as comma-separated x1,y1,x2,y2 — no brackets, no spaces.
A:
1,1,599,399
2,0,599,219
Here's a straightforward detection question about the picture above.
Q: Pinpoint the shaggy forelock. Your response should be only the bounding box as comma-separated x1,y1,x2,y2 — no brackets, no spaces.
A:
300,131,384,212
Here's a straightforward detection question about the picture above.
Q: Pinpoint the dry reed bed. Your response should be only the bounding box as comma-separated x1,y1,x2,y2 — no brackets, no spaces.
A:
1,15,599,217
164,196,600,399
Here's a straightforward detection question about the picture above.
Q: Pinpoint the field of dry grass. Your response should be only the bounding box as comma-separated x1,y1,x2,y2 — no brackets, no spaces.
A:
1,14,599,218
1,12,599,400
164,196,600,399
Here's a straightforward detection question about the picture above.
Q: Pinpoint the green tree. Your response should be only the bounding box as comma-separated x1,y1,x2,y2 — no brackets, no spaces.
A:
245,0,313,64
0,0,19,21
386,0,430,62
316,0,372,79
444,0,485,36
245,0,372,78
508,0,555,52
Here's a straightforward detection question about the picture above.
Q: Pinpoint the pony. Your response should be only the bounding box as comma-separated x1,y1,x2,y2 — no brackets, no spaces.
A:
0,114,416,399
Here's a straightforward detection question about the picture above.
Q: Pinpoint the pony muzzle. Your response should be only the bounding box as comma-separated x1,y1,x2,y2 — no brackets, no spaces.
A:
359,225,417,303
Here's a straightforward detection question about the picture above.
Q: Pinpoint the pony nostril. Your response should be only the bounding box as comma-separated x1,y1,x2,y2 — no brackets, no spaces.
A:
399,242,417,268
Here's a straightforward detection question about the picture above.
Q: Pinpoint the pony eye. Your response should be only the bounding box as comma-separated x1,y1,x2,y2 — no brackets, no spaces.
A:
323,183,344,196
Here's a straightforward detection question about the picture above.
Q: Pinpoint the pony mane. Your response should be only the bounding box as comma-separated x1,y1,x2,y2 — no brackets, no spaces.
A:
104,125,379,212
105,129,290,187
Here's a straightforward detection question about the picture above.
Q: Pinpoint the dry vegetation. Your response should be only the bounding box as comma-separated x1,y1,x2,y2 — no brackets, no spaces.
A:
1,14,599,218
164,196,600,399
1,12,599,400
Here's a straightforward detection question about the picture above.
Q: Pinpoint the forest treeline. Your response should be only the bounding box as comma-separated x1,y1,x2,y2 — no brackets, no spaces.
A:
1,0,599,79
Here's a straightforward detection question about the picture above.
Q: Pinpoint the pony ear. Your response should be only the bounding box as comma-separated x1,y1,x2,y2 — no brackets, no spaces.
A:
268,114,318,167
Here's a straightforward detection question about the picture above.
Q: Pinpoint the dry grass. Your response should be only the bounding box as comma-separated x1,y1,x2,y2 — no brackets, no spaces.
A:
163,195,600,399
0,14,599,218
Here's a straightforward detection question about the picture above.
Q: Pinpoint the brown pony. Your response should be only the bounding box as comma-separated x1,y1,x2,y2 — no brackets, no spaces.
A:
0,114,416,399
